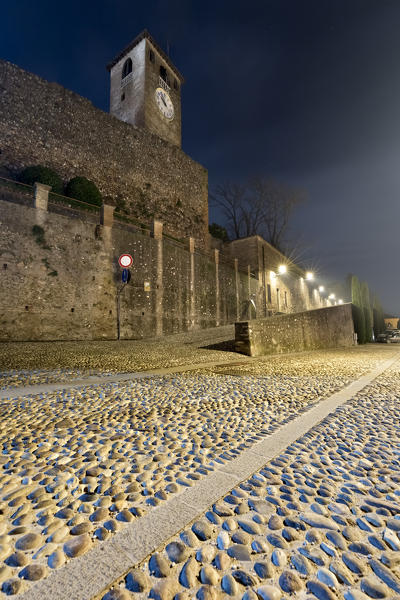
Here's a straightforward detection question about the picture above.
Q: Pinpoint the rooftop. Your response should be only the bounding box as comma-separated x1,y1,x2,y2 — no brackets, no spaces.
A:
107,29,185,83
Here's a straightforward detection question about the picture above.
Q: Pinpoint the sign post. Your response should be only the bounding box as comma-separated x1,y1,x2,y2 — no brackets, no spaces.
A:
117,254,133,340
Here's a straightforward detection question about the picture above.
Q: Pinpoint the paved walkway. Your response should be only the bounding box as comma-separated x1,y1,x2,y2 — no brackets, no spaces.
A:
16,352,400,600
102,355,400,600
0,326,236,392
0,345,398,599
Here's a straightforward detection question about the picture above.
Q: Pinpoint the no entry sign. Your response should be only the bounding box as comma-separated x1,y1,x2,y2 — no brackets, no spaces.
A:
118,254,133,268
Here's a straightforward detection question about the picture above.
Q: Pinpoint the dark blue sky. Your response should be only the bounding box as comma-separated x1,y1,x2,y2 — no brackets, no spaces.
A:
2,0,400,313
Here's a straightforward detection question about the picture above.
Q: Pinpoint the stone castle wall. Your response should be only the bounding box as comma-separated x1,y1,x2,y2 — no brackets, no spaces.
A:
0,59,208,247
0,189,259,341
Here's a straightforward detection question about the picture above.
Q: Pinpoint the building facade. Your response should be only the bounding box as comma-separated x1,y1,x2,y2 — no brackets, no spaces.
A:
225,236,329,317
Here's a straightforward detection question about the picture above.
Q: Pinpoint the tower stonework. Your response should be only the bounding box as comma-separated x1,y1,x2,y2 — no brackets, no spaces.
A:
108,30,183,147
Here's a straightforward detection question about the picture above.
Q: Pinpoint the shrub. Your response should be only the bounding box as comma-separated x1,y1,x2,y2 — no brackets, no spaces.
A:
209,222,229,242
19,165,63,194
32,225,50,250
66,177,102,206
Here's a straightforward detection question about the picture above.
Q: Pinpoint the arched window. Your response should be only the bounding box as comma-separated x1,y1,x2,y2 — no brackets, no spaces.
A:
122,58,132,79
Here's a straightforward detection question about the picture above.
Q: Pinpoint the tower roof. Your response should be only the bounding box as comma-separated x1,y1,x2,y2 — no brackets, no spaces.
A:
106,29,185,83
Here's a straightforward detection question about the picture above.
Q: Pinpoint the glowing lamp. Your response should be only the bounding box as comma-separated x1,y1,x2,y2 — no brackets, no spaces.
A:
278,265,287,274
305,272,314,280
328,294,335,300
338,299,343,304
318,286,324,292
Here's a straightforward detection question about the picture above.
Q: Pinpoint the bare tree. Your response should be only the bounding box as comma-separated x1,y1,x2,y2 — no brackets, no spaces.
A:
209,183,247,239
210,177,305,251
252,178,305,250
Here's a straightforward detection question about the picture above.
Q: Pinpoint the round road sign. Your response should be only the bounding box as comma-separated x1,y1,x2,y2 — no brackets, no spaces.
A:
118,253,133,268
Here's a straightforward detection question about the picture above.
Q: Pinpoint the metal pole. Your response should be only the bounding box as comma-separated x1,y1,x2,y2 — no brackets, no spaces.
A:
117,284,125,340
117,288,121,340
247,265,251,320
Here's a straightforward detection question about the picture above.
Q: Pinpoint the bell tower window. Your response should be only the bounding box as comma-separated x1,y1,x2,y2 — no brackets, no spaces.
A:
122,58,132,79
159,65,170,86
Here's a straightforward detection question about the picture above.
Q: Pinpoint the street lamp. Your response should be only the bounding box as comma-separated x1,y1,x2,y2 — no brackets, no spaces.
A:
278,264,287,274
306,272,314,280
318,285,325,292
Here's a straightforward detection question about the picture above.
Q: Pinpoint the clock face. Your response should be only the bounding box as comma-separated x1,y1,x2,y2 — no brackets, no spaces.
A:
155,87,174,120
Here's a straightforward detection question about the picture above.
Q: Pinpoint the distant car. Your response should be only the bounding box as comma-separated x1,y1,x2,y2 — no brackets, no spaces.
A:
377,330,400,343
388,332,400,343
376,333,388,343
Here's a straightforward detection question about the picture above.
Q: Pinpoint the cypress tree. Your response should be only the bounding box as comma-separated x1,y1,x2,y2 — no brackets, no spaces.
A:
360,281,373,343
372,296,385,337
350,275,365,344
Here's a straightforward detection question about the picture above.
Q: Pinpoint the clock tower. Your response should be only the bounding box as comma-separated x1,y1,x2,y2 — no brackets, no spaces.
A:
107,30,183,147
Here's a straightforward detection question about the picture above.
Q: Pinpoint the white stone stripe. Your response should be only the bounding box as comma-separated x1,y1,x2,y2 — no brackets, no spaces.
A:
0,358,254,401
16,353,400,600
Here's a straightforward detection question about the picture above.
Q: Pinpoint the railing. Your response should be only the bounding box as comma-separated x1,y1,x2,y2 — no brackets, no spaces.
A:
0,176,34,196
0,176,253,277
158,76,170,91
0,176,101,215
121,72,133,88
48,191,101,214
163,231,184,244
114,211,150,233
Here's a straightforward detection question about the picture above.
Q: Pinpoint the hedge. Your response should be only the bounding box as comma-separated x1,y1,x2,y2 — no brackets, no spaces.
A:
19,165,63,194
65,177,102,206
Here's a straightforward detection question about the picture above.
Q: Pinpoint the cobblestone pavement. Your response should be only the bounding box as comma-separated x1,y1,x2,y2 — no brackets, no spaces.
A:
0,370,118,391
0,326,236,390
101,359,400,600
0,345,398,597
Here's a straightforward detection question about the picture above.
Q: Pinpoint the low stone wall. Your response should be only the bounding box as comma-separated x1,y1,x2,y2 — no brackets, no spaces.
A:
235,303,355,356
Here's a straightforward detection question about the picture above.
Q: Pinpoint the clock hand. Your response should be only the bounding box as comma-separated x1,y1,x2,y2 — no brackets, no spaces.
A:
161,96,167,107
